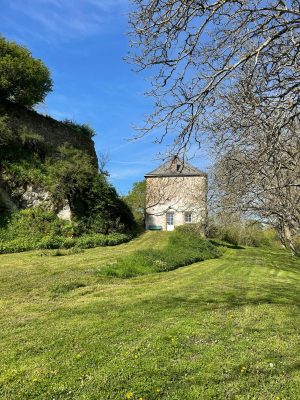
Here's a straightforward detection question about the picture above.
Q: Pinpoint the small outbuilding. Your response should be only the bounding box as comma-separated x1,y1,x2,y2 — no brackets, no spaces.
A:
144,157,207,232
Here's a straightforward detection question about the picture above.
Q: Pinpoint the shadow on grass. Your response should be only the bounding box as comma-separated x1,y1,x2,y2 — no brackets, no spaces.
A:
209,239,245,250
151,281,300,312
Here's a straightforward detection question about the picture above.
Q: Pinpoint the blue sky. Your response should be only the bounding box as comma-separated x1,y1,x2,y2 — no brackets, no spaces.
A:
0,0,210,194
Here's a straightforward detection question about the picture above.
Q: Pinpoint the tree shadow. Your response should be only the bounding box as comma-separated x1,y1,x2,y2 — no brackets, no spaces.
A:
209,239,244,250
151,281,300,312
0,210,11,230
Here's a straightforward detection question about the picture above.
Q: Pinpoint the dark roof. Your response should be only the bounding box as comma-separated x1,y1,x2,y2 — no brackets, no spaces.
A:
145,157,207,177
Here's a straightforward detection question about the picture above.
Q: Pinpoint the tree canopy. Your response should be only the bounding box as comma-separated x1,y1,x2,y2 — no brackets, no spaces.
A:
0,36,52,108
123,180,146,226
129,0,300,155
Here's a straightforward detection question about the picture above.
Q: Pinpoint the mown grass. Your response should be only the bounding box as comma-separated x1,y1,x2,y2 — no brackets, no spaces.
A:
0,232,300,399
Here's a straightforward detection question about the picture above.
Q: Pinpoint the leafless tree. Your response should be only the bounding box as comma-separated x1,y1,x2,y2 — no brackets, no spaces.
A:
129,0,300,154
97,151,110,176
129,1,300,252
209,75,300,254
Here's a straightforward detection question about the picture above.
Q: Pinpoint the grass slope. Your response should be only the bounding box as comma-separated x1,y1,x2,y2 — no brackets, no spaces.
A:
103,230,221,278
0,232,300,399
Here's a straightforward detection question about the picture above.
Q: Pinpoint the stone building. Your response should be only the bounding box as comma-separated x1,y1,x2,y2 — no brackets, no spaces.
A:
144,157,207,232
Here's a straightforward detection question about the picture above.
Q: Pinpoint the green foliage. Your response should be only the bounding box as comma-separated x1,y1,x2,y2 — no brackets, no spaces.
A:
0,207,133,254
0,234,132,255
74,173,136,235
0,115,14,148
0,117,48,196
103,229,221,278
2,158,48,199
62,119,95,139
18,126,45,152
0,208,74,242
0,208,133,254
0,36,52,107
123,180,146,226
0,111,135,236
175,223,205,236
46,145,96,206
207,217,278,247
74,232,132,249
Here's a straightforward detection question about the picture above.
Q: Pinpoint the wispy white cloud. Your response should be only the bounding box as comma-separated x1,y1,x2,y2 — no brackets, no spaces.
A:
111,160,153,165
7,0,129,43
109,166,145,180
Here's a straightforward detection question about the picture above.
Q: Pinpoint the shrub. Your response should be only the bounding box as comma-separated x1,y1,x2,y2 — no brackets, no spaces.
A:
61,237,77,249
35,235,65,250
207,218,278,247
62,119,95,139
0,232,133,254
0,208,73,242
175,223,205,236
73,174,136,236
103,230,221,278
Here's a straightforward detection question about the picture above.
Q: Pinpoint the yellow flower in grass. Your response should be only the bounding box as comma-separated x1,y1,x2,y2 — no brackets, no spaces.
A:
125,391,134,399
240,366,246,373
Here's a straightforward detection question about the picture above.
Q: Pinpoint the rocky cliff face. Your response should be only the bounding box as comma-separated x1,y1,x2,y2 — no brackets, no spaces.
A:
0,183,72,220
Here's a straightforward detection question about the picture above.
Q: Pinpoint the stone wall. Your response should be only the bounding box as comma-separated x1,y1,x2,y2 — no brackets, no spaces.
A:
145,175,207,231
0,100,97,219
0,100,98,165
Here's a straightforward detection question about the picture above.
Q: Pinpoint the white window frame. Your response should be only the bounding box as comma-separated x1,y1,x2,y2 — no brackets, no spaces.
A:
185,212,192,223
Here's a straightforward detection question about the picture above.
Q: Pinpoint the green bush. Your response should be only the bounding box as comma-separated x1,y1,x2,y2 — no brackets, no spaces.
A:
0,208,133,254
207,218,278,247
0,232,133,254
73,174,136,235
0,208,73,242
175,223,205,236
61,237,77,249
103,230,221,278
62,119,95,139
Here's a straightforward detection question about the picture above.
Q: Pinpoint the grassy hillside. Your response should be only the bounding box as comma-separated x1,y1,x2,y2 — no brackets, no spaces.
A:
0,232,300,399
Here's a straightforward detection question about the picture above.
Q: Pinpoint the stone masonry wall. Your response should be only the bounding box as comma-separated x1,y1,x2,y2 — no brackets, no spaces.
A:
0,100,98,165
145,175,207,231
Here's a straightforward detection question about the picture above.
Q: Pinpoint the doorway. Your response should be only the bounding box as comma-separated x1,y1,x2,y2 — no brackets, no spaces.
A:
166,212,174,231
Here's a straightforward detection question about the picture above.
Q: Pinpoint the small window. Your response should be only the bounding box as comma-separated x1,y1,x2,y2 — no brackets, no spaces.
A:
185,212,192,223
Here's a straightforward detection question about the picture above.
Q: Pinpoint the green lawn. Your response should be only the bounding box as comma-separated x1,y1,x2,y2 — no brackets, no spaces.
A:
0,232,300,400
